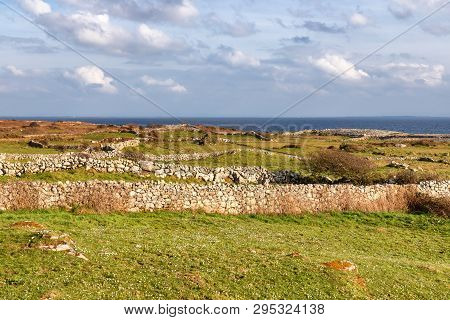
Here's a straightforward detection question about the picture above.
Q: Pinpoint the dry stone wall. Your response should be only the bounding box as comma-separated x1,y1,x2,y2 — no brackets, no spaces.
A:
0,180,448,214
0,154,140,176
142,150,239,162
0,152,302,184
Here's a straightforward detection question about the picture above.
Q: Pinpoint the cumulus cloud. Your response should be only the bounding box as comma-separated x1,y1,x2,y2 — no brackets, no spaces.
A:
5,65,25,77
212,46,261,68
389,0,417,19
388,0,450,36
383,63,445,86
64,66,117,93
349,13,369,27
165,0,198,24
36,11,183,56
58,0,198,25
141,75,187,93
310,54,369,81
203,13,257,37
301,21,346,34
138,24,173,49
388,0,448,19
18,0,52,16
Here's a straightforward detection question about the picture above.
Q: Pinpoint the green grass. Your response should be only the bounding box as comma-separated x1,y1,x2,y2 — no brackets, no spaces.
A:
184,149,303,172
0,210,448,300
82,132,137,141
158,130,205,140
125,142,238,156
0,142,60,154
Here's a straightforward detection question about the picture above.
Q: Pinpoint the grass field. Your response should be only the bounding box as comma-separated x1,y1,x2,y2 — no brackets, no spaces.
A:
0,210,448,300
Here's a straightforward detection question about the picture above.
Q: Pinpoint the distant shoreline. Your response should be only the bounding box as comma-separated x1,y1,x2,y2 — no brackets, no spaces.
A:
0,117,449,134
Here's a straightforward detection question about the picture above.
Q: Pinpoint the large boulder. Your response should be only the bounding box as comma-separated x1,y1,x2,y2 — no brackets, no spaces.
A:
139,161,157,172
28,140,45,148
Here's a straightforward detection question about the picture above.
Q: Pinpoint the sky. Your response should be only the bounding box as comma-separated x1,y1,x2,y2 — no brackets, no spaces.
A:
0,0,449,118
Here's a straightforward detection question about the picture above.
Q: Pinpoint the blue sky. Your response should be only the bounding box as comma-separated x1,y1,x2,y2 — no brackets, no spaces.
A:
0,0,449,117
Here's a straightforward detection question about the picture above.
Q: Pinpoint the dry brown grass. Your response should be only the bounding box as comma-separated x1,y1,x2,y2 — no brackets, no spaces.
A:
308,149,375,183
10,221,45,230
339,143,367,153
410,139,438,147
407,193,450,217
70,187,129,213
393,170,441,184
254,186,414,215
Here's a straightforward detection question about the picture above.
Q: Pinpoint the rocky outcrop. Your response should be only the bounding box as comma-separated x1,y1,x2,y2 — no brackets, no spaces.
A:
100,139,140,152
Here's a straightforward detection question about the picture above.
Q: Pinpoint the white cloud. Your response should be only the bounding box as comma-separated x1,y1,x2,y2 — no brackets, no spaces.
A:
141,75,187,93
58,0,198,25
170,84,188,93
310,54,369,81
214,46,261,68
18,0,52,16
69,12,128,49
165,0,198,24
37,11,182,56
65,66,117,94
349,13,369,27
37,11,129,54
138,24,173,49
389,0,450,36
383,63,445,86
226,50,260,68
389,0,447,19
5,65,25,77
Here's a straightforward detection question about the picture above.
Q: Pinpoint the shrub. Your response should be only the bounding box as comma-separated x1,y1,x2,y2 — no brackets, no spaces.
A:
407,193,449,217
308,150,375,183
28,122,40,128
339,143,366,153
71,188,128,213
410,139,437,147
393,171,441,185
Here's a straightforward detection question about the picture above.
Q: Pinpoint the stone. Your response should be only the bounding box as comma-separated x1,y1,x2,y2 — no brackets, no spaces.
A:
139,161,156,172
387,161,409,169
28,140,45,148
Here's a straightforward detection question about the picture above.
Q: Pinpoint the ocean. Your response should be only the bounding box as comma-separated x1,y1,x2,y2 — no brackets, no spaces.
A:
7,117,450,134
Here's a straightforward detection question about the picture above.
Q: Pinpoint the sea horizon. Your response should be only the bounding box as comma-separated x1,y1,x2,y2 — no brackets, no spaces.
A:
1,116,449,134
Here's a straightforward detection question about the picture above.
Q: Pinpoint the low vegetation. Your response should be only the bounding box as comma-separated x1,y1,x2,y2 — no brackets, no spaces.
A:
391,170,441,185
0,210,448,300
0,120,448,182
407,193,450,218
308,150,375,183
